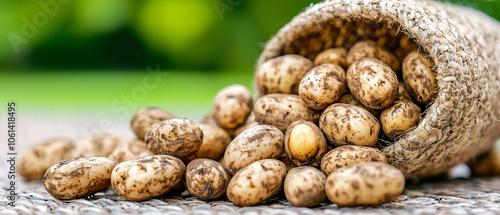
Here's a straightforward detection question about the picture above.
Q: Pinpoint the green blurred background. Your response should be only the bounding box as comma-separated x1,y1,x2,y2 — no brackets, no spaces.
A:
1,0,499,113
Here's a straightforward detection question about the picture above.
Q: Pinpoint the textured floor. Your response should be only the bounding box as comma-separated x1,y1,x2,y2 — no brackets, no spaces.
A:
1,177,500,215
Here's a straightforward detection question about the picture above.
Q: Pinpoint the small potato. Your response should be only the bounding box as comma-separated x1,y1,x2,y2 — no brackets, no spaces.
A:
347,40,401,73
69,134,122,158
185,159,231,200
43,157,115,199
299,64,347,110
213,84,253,129
314,48,347,68
223,125,284,175
402,51,438,104
193,124,232,160
319,104,380,147
325,162,405,206
227,159,286,206
108,139,154,164
200,110,217,125
380,100,422,139
284,167,326,207
18,139,74,180
321,145,388,176
279,154,297,174
347,58,399,110
337,93,380,117
397,81,413,101
285,120,327,167
256,54,314,94
131,107,175,140
254,94,321,132
145,119,203,158
111,155,185,201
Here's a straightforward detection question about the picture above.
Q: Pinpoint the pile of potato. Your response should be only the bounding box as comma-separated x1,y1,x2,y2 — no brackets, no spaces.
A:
19,39,448,207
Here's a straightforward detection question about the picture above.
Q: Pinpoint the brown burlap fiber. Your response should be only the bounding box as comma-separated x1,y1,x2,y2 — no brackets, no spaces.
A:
256,0,500,178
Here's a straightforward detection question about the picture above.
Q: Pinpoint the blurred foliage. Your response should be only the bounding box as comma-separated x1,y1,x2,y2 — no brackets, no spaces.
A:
1,0,499,72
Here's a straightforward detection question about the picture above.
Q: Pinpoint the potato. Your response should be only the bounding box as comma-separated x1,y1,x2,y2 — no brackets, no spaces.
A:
319,104,380,147
226,159,286,206
395,34,419,61
234,121,260,137
131,107,175,140
256,54,314,94
397,81,413,101
279,154,297,174
346,40,401,73
320,145,388,176
346,58,399,110
314,48,347,68
200,110,217,125
380,100,422,139
337,93,380,117
108,139,154,164
213,84,253,129
69,134,122,158
285,120,327,167
185,159,231,200
145,119,203,158
18,139,74,180
325,162,405,206
469,140,500,176
111,155,185,201
299,64,347,110
43,157,115,199
191,124,232,160
402,51,438,104
284,167,326,207
223,125,284,175
254,94,321,132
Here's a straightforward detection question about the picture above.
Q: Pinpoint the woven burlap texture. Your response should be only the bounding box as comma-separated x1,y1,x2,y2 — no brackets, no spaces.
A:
256,0,500,178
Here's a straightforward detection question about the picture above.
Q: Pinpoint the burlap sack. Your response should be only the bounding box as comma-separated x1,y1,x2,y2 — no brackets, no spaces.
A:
256,0,500,178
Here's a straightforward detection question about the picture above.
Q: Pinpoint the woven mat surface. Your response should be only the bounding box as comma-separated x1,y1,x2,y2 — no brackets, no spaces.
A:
1,177,500,215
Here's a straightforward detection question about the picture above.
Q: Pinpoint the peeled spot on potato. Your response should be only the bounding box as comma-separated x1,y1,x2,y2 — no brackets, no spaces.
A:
285,120,327,167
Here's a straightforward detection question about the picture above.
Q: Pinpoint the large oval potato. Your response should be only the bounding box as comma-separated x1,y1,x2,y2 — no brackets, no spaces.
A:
256,54,314,94
321,145,388,176
111,155,185,201
325,162,405,206
213,84,253,129
254,94,321,132
346,58,399,110
18,139,74,180
319,104,380,147
299,64,347,110
284,167,326,207
108,139,154,164
130,107,175,140
227,159,286,206
402,51,438,104
223,125,284,175
185,159,231,200
145,119,203,158
43,157,115,199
